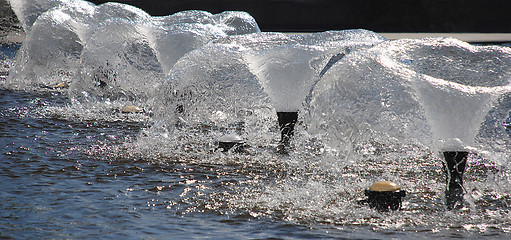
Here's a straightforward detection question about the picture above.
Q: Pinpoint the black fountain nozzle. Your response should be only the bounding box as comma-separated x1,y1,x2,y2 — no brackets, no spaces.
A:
277,111,298,146
218,141,244,153
217,134,245,153
443,151,469,210
362,181,406,211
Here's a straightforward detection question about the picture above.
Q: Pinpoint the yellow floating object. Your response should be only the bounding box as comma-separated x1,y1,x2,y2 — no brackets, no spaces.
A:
368,181,401,192
120,105,142,113
53,82,68,88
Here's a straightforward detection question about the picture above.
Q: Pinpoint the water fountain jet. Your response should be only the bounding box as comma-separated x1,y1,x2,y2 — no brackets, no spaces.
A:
239,31,385,148
374,39,511,210
308,38,511,209
396,39,511,209
152,30,384,152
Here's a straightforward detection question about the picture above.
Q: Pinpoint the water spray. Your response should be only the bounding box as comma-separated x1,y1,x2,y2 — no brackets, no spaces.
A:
443,151,468,210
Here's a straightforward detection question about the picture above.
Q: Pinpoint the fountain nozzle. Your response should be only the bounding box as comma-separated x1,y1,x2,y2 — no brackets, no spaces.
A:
443,151,469,210
217,134,244,153
363,181,406,211
277,111,298,145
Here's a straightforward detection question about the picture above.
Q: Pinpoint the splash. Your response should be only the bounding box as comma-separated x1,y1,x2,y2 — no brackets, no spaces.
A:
4,0,511,235
142,30,385,157
6,0,260,98
308,37,511,156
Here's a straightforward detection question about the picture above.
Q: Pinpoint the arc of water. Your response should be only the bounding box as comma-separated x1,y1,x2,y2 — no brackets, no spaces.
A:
377,39,511,209
379,52,511,151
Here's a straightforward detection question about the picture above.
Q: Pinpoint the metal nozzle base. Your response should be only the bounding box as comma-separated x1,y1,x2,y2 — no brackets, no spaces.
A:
443,151,469,210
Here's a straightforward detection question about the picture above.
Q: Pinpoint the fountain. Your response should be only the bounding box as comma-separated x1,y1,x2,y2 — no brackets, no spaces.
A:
6,0,96,89
70,18,165,106
148,42,274,152
6,0,260,107
308,37,511,209
235,31,384,146
242,32,384,147
6,0,166,89
67,9,259,110
5,0,511,216
389,38,511,209
148,30,384,152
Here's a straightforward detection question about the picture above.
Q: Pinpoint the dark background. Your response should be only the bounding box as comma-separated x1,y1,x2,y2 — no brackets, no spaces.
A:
88,0,511,33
